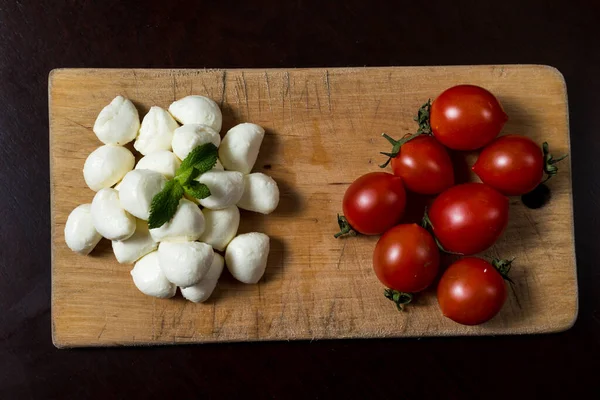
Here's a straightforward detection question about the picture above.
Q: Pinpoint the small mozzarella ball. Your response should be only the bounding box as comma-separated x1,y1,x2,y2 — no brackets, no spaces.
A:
64,204,102,255
171,124,220,160
168,95,222,132
225,232,270,284
181,254,224,303
135,150,181,180
113,180,123,191
112,219,158,264
219,123,265,174
93,95,140,145
83,145,135,191
196,171,244,210
198,206,240,251
150,199,205,242
158,241,214,287
118,170,167,220
134,106,179,155
130,251,176,298
237,173,280,214
91,188,136,241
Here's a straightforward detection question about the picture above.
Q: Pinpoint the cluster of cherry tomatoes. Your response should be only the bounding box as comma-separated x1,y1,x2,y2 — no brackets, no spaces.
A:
335,85,566,326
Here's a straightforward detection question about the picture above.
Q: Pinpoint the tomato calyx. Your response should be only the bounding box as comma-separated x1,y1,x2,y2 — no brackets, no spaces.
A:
378,99,434,168
384,289,413,311
378,133,420,168
334,214,357,238
491,257,515,284
542,142,568,183
420,209,463,255
414,99,432,135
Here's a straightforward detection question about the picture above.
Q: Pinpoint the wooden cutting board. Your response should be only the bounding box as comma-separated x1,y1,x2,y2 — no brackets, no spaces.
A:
49,65,577,348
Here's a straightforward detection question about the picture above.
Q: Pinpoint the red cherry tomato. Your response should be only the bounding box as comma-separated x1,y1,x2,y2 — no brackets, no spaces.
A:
391,135,455,195
373,224,440,292
437,257,507,325
341,172,406,235
428,183,509,255
473,134,544,196
430,85,508,150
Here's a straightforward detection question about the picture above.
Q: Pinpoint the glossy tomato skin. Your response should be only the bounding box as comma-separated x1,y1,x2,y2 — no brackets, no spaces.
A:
428,183,508,255
391,135,454,195
430,85,508,151
473,134,544,196
437,257,507,325
342,172,406,235
373,224,440,292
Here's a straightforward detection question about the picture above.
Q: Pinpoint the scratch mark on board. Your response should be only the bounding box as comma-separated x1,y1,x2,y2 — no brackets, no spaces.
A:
171,72,176,101
220,70,227,108
335,242,347,270
242,71,250,118
97,322,107,339
264,71,273,112
325,70,332,111
314,82,322,111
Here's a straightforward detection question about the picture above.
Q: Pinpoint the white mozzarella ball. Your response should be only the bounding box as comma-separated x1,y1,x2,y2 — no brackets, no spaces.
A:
135,150,181,180
196,171,244,210
225,232,270,284
91,188,136,241
218,123,265,174
198,206,240,251
64,204,102,255
168,95,222,132
130,251,176,298
149,199,205,242
158,241,214,287
118,169,167,220
93,95,140,145
237,173,280,214
112,219,158,264
83,145,135,191
134,106,179,155
180,254,224,303
171,124,220,161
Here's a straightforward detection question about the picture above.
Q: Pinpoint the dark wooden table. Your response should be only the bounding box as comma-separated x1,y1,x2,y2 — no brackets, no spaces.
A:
1,1,599,398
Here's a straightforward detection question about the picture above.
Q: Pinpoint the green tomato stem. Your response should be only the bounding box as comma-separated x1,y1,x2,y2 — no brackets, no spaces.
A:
384,289,414,311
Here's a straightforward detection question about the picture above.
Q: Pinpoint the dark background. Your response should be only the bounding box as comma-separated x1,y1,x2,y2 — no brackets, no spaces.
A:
1,0,599,398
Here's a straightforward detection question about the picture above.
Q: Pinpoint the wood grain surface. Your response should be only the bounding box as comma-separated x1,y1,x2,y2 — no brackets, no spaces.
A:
49,65,576,347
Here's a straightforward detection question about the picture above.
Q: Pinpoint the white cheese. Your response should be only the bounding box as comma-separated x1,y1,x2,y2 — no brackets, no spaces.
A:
198,205,240,251
225,232,270,284
64,204,102,255
237,173,279,214
93,95,140,145
91,188,136,241
168,95,222,132
149,199,205,242
134,106,179,155
112,219,158,264
118,169,167,220
135,150,181,180
171,124,221,161
218,123,265,174
130,251,176,298
196,171,244,210
83,145,135,191
158,241,214,287
180,254,224,303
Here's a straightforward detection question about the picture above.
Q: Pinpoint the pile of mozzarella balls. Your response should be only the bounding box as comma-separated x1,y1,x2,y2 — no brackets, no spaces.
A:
64,95,279,302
